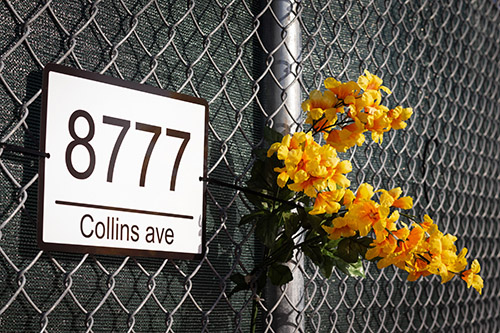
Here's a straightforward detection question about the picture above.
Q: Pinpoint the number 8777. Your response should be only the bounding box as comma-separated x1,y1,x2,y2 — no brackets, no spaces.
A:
65,109,190,191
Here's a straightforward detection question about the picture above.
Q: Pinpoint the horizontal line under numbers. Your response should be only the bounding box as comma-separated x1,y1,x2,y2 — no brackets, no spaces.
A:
55,200,194,220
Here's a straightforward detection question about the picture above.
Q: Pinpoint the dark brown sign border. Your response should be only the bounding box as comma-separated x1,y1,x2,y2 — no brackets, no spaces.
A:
38,63,208,260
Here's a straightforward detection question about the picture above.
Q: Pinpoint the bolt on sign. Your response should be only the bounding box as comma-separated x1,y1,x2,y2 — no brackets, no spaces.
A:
38,64,208,259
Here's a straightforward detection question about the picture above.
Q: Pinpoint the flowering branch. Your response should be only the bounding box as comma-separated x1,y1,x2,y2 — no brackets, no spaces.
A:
230,70,483,300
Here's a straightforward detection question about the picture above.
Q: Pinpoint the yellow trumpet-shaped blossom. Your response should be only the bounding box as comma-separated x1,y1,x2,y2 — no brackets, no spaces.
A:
302,90,339,132
310,189,345,215
356,103,391,144
365,214,407,260
324,78,362,104
365,212,479,291
300,71,414,148
325,119,366,152
357,69,392,95
378,187,413,209
388,106,413,130
322,216,356,240
461,259,484,294
323,183,401,240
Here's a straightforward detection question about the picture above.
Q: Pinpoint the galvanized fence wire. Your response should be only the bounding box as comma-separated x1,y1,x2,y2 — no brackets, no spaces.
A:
0,0,499,332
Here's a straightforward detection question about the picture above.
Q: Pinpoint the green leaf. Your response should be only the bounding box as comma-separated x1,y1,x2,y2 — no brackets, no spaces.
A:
281,212,299,237
302,235,338,279
277,186,294,202
319,256,336,278
246,159,273,194
325,238,342,250
298,195,312,206
255,214,279,248
302,243,323,267
245,152,294,210
346,260,365,278
328,255,365,278
247,155,280,190
270,235,295,263
298,208,325,232
263,126,284,145
331,256,352,276
356,236,374,258
268,264,293,286
240,210,267,226
337,236,373,263
253,148,268,162
228,273,250,297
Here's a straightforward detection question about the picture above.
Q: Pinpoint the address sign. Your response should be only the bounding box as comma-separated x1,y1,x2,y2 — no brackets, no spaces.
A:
38,64,207,259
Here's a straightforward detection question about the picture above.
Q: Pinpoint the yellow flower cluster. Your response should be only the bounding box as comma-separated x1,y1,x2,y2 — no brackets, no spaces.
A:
302,70,413,152
322,184,412,239
267,132,351,209
322,184,483,294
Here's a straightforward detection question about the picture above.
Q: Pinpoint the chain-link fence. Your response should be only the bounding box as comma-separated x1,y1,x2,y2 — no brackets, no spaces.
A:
1,0,499,331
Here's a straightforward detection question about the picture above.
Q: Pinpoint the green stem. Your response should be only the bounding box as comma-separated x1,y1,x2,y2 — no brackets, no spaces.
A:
250,291,261,333
335,118,355,127
311,116,355,136
385,227,400,241
271,187,280,213
313,119,334,134
416,253,431,264
400,212,419,223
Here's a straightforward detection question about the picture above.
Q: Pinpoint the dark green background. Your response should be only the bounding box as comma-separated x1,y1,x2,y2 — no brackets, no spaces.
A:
0,0,498,331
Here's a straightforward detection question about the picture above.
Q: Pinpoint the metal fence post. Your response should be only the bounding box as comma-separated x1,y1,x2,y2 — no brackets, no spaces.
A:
261,0,304,331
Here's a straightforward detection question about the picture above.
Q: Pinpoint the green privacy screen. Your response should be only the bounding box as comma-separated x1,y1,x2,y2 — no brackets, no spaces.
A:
0,0,498,332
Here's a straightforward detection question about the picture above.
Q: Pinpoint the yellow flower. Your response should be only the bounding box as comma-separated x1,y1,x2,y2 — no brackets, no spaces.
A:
275,168,289,187
357,70,392,95
376,222,426,271
357,104,391,144
328,160,352,189
449,247,468,273
378,187,413,209
346,199,386,236
354,183,375,202
324,78,362,103
302,90,337,118
406,259,432,282
342,189,355,208
267,142,282,158
261,76,482,295
365,212,404,260
322,216,356,240
310,189,345,215
267,132,308,159
420,214,436,232
325,119,366,152
284,148,302,168
303,90,339,131
349,90,379,118
461,259,484,294
388,106,413,130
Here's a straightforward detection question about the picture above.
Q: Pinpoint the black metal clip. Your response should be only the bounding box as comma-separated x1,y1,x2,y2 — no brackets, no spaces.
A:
0,143,50,158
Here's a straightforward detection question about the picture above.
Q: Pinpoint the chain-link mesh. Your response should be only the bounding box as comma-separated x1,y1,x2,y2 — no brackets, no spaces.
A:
0,0,498,332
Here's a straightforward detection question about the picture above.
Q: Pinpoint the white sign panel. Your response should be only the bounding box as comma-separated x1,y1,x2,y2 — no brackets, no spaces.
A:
38,64,207,259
